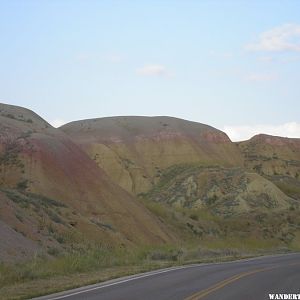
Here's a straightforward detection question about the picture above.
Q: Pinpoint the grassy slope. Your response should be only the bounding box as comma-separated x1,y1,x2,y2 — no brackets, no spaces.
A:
0,248,263,300
140,164,300,251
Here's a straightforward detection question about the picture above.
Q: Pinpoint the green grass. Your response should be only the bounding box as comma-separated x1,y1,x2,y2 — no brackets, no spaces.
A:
1,204,299,300
0,244,174,287
0,242,260,289
0,242,272,300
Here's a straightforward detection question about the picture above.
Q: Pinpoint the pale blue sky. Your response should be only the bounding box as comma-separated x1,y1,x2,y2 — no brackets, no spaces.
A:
0,0,300,140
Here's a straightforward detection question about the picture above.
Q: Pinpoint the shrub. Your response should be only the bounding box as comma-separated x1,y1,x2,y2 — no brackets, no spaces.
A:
17,180,29,191
190,213,199,221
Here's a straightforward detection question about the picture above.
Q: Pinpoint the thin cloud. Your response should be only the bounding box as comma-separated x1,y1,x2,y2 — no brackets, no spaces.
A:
245,72,278,82
74,53,91,62
246,24,300,52
106,53,123,63
137,64,169,77
209,50,233,59
223,122,300,142
258,56,275,63
74,52,124,63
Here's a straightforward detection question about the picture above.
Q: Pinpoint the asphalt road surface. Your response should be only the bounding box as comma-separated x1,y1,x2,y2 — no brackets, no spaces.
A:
34,253,300,300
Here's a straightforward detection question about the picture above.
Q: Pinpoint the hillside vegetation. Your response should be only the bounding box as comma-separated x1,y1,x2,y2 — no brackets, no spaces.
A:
238,134,300,200
140,164,300,250
1,105,300,298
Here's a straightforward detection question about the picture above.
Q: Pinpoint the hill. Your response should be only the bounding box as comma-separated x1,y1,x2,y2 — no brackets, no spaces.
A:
61,117,300,251
139,163,300,250
0,104,174,261
61,116,244,195
1,106,300,299
238,134,300,200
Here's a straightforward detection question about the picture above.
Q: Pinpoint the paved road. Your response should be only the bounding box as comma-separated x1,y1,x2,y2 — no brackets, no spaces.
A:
35,253,300,300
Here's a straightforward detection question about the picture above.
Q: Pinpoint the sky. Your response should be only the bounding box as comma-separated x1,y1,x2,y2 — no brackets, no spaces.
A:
0,0,300,141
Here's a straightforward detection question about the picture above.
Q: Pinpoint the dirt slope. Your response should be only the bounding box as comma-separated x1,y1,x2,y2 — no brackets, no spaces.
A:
238,134,300,200
0,104,174,261
61,116,244,194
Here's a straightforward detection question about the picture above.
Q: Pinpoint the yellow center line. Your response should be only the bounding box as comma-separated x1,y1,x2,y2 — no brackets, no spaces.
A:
184,262,300,300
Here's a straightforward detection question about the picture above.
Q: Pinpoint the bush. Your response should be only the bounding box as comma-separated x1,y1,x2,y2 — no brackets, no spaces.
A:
190,213,199,221
17,180,28,191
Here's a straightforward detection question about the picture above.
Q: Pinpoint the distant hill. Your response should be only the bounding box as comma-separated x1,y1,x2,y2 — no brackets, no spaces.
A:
61,116,244,195
238,134,300,200
61,117,300,251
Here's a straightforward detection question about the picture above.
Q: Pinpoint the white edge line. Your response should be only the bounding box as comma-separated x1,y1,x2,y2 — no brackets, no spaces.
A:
45,265,193,300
